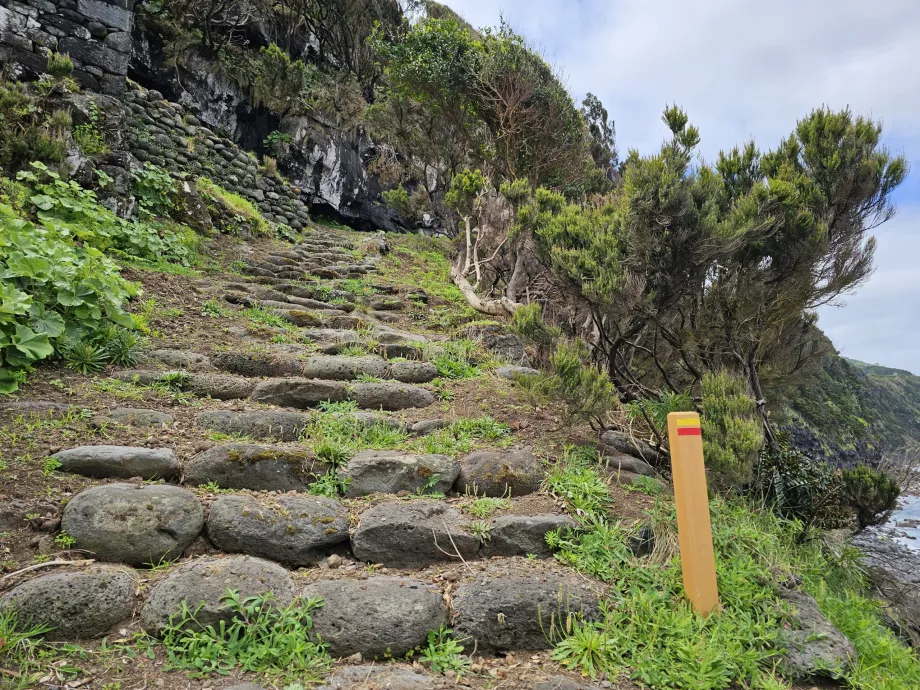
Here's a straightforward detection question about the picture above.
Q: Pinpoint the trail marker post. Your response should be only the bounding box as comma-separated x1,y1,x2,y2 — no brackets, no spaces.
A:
667,411,720,617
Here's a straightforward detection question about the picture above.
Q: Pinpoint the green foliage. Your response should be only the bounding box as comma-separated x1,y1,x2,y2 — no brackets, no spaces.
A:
464,495,510,518
752,437,847,530
406,415,511,456
131,163,176,218
0,205,137,392
381,185,410,215
303,401,410,464
841,465,899,530
546,451,920,689
545,447,612,517
0,81,68,172
62,340,108,374
46,52,75,80
700,372,764,487
195,177,272,235
100,327,145,367
307,468,349,497
419,626,470,675
430,339,481,379
72,101,109,156
789,352,920,464
264,130,293,157
445,168,486,216
160,589,331,679
509,303,559,347
18,162,196,265
218,43,317,116
528,341,617,427
242,307,294,330
626,391,695,440
0,608,53,689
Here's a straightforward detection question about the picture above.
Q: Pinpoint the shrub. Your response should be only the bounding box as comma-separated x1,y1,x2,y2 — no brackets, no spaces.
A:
382,185,410,216
752,436,847,530
509,302,560,366
545,340,618,427
841,465,900,530
700,371,764,488
264,130,293,157
0,81,68,172
0,208,137,393
46,52,75,79
546,453,920,689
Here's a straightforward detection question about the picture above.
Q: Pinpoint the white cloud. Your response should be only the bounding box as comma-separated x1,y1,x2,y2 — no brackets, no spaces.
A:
444,0,920,372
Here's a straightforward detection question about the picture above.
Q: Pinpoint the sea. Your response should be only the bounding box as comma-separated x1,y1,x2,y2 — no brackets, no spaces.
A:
885,494,920,547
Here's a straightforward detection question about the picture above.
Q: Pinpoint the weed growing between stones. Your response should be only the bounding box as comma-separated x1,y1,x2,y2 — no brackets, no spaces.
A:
307,469,350,497
545,450,920,689
428,339,482,380
242,307,296,331
201,300,233,318
159,589,331,680
464,495,511,518
407,417,511,457
419,626,470,675
0,609,53,690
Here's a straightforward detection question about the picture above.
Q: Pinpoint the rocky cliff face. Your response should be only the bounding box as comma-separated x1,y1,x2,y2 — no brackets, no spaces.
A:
130,28,409,233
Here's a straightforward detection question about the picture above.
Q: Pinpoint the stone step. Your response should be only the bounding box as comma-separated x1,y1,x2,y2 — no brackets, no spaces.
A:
109,370,436,410
196,409,410,442
0,557,601,660
51,445,180,480
54,467,563,568
351,500,572,567
249,378,435,411
183,443,326,491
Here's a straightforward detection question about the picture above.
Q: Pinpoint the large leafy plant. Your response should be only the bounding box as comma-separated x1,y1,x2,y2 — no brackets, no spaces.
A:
0,207,136,392
17,162,195,265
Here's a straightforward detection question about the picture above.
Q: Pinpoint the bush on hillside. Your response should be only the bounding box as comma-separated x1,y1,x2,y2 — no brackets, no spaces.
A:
539,340,618,428
700,371,763,488
752,437,848,530
0,81,68,173
842,465,900,530
509,303,561,366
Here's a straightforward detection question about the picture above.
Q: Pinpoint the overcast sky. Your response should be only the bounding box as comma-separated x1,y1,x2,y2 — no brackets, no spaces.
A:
445,0,920,374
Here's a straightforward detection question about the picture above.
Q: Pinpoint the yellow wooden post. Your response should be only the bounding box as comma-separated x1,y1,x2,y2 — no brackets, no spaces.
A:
667,411,719,617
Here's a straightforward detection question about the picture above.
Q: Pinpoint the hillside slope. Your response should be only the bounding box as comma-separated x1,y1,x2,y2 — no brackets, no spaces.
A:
785,352,920,466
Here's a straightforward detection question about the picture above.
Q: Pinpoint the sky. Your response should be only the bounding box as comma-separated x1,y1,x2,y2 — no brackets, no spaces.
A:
445,0,920,374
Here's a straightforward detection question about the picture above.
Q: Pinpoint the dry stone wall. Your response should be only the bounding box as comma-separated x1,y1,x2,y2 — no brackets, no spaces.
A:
0,0,132,94
123,84,312,229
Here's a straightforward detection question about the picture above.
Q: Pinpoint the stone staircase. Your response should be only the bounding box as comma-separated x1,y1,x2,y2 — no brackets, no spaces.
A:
0,229,617,689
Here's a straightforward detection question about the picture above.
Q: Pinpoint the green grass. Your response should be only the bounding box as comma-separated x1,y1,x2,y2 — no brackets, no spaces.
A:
427,339,483,379
543,448,920,689
196,177,272,235
0,609,53,689
160,589,331,680
242,306,296,331
406,416,511,456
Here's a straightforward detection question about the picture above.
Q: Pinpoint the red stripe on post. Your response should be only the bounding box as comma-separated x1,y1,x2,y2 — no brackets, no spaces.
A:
677,427,701,436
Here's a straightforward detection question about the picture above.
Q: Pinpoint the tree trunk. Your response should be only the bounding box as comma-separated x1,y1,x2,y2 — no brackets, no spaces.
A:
746,352,780,452
450,265,522,317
